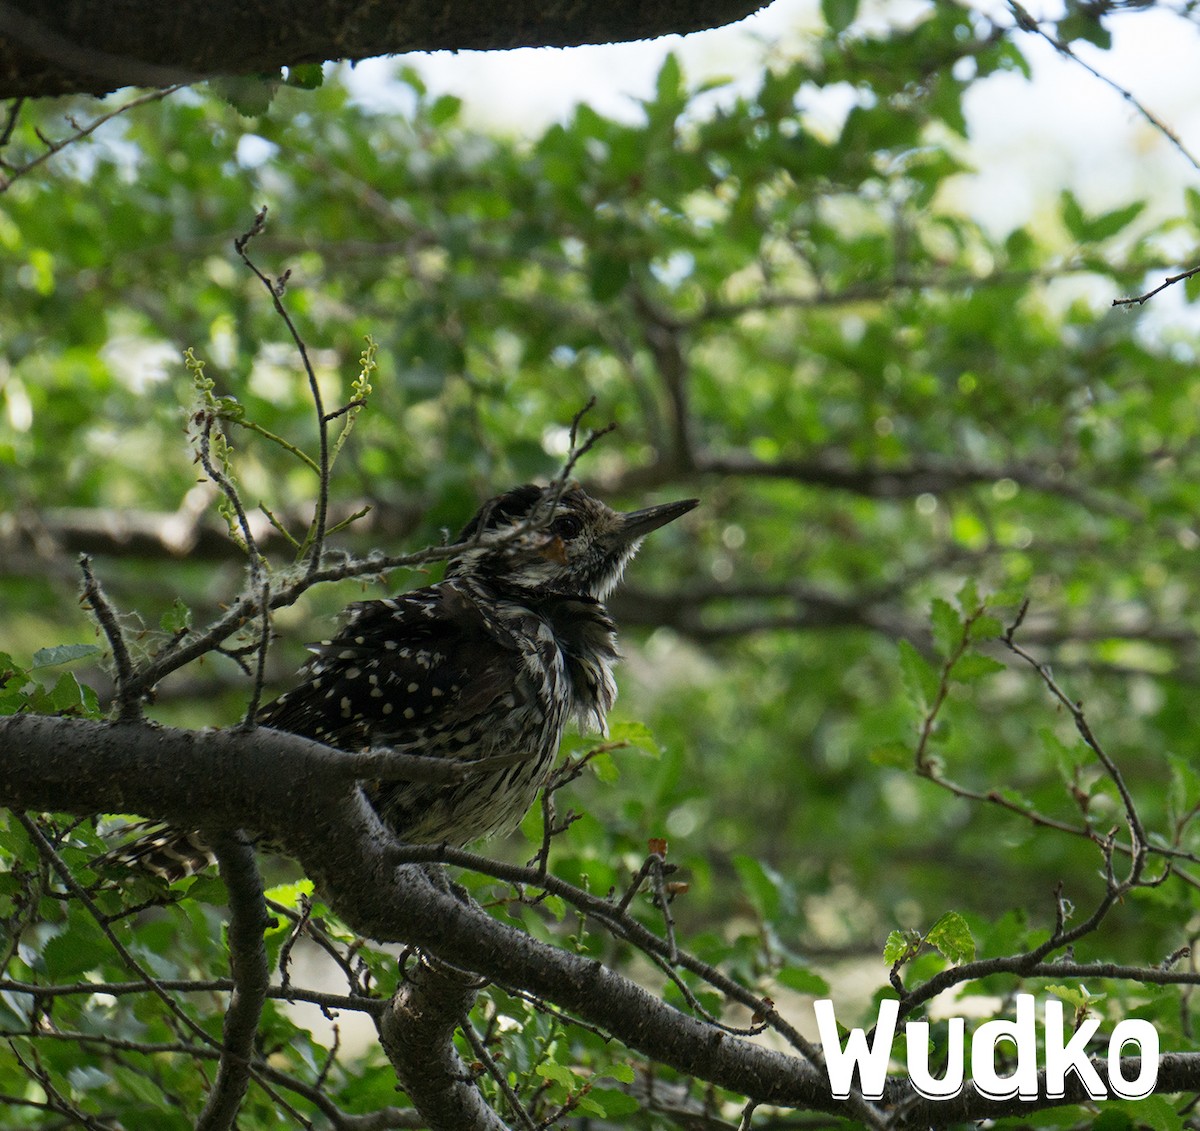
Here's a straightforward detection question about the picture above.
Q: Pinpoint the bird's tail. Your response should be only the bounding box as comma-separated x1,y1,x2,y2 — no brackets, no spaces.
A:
93,823,215,883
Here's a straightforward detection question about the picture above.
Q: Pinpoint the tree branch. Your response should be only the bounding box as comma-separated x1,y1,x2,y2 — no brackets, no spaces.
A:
378,958,507,1131
195,833,271,1131
0,714,869,1121
0,0,767,99
6,714,1198,1123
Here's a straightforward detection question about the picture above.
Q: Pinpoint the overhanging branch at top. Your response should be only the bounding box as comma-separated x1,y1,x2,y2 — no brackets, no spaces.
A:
0,0,771,99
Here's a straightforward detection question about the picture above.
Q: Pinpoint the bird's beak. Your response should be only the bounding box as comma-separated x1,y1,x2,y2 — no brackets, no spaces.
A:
610,497,699,544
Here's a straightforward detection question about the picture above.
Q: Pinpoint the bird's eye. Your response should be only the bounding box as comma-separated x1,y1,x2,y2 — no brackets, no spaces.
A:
550,514,583,539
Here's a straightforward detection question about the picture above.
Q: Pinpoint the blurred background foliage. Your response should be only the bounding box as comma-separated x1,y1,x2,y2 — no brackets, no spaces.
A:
4,0,1200,1123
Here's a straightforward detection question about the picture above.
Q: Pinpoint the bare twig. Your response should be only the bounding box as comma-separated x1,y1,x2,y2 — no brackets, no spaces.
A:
197,412,264,579
277,892,313,996
4,1027,422,1128
0,97,22,152
545,398,618,509
8,1040,110,1129
460,1015,539,1131
390,841,831,1072
78,554,138,719
1008,1,1200,174
0,975,383,1014
1002,600,1148,874
1113,264,1200,307
243,574,272,725
0,85,185,193
233,208,331,576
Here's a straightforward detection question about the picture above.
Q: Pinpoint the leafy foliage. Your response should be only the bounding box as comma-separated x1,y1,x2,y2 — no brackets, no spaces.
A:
3,1,1200,1126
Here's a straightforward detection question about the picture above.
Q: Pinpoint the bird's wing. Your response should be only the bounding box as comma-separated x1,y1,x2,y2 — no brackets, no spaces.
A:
257,583,525,751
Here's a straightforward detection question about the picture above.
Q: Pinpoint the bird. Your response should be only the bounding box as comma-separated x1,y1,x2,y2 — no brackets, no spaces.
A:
102,483,698,881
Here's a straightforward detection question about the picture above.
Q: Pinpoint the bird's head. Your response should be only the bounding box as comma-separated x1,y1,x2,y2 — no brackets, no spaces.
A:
446,484,697,600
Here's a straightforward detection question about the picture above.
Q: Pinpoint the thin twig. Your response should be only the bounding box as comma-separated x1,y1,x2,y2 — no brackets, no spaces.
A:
648,852,680,964
0,86,184,193
277,893,313,996
198,413,264,580
1002,600,1148,874
388,842,830,1070
0,976,384,1015
1113,264,1200,307
242,574,272,725
267,896,373,998
460,1015,539,1131
78,554,139,720
16,814,224,1053
1008,1,1200,173
0,97,23,153
233,208,331,576
8,1040,110,1129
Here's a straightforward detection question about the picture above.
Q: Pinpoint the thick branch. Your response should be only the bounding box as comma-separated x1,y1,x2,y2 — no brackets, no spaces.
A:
378,960,507,1131
887,1054,1200,1127
5,714,1199,1123
0,714,857,1118
0,0,768,99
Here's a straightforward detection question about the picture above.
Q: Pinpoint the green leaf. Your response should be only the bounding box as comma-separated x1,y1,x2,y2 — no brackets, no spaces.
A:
160,598,192,634
777,965,831,995
1098,1096,1183,1131
967,613,1004,641
821,0,859,33
654,52,684,106
263,878,314,907
185,874,229,903
1044,728,1089,780
429,94,464,127
608,721,660,757
1059,192,1143,243
733,854,781,921
1045,983,1104,1010
948,653,1005,683
45,672,88,713
43,913,110,978
602,1062,636,1085
884,928,920,965
589,751,620,783
897,639,939,711
535,1061,578,1088
930,597,962,657
1061,190,1088,242
1056,9,1112,49
869,740,912,769
541,894,567,921
31,643,100,668
588,252,631,302
1088,201,1145,241
1186,185,1200,228
27,672,102,718
926,911,975,965
1168,752,1200,821
207,74,281,117
284,63,325,90
585,1088,642,1117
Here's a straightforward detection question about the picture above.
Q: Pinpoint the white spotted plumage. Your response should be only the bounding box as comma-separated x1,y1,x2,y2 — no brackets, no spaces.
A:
100,484,696,878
